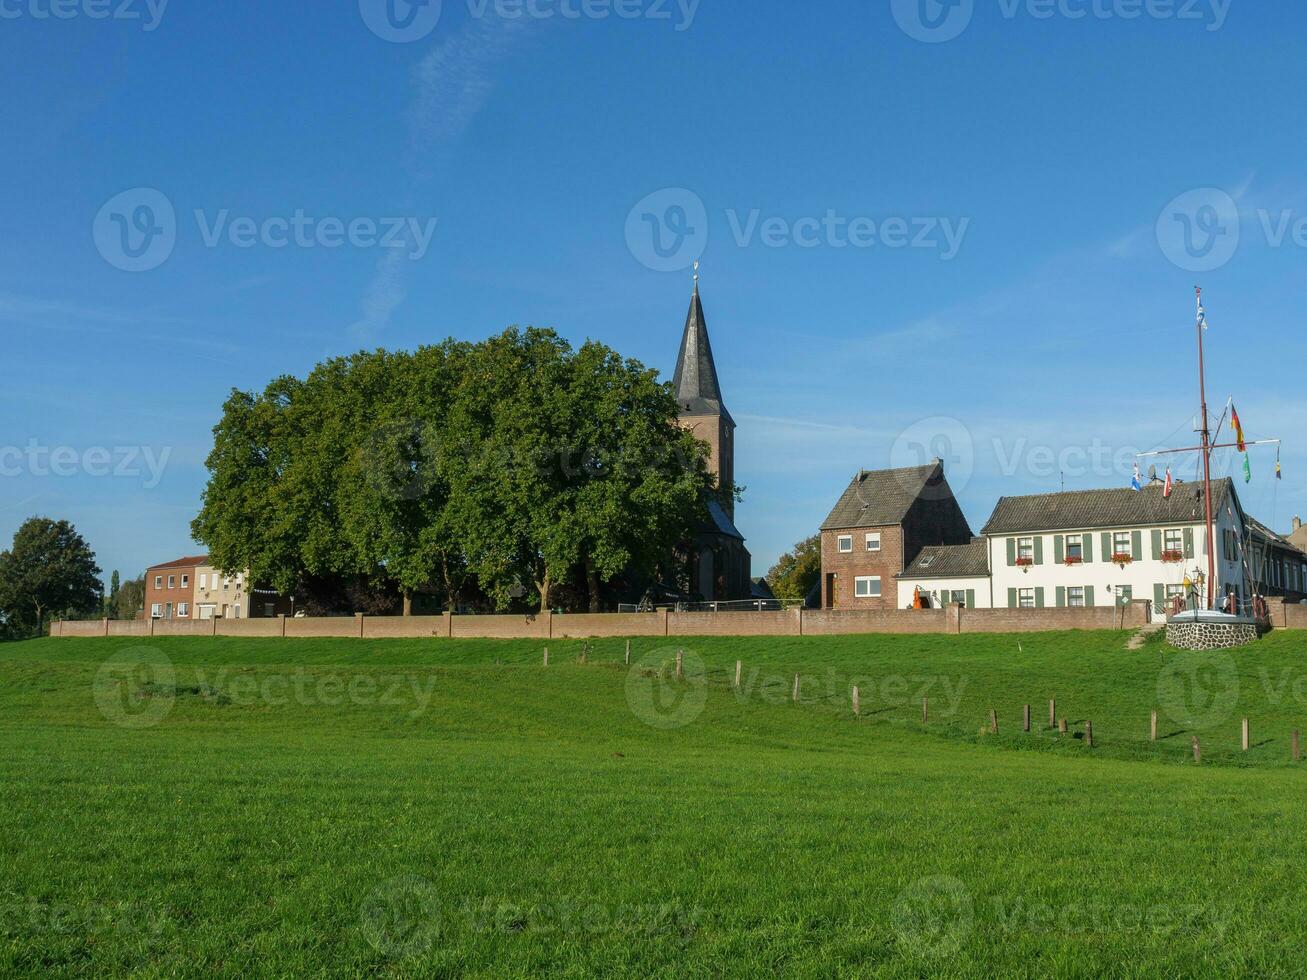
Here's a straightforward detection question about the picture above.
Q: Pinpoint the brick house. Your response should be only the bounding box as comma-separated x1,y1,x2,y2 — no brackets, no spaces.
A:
144,555,208,621
819,461,973,609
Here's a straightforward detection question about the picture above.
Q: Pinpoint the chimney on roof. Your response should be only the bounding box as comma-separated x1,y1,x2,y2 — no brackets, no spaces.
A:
1295,516,1303,532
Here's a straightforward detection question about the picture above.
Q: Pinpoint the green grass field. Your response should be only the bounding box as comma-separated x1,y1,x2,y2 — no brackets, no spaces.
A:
3,630,1307,976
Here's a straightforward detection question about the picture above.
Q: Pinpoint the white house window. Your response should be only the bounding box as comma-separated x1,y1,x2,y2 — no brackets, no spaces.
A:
854,576,881,598
154,576,162,589
181,575,189,588
837,535,853,554
178,603,189,617
1164,529,1183,553
865,532,881,552
1067,586,1086,608
1017,538,1034,561
233,604,242,619
1166,584,1186,602
1018,588,1036,609
199,574,207,590
223,576,231,590
1113,532,1132,557
150,603,162,619
1066,534,1083,561
167,575,176,589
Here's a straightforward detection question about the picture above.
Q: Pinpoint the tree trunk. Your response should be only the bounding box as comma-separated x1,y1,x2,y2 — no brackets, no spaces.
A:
536,572,551,614
402,590,412,617
585,558,601,614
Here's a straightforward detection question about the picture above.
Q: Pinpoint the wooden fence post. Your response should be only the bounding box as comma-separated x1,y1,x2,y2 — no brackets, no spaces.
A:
1085,720,1093,748
1058,718,1068,734
676,649,684,680
625,639,630,666
1242,718,1250,752
792,674,801,703
1023,704,1031,732
543,647,549,667
922,697,929,725
1294,730,1301,763
1192,735,1201,764
1151,710,1158,742
734,660,742,689
852,686,860,717
1049,699,1056,730
989,709,998,735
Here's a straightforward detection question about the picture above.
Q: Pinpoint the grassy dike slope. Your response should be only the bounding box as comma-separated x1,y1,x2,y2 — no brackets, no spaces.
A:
2,633,1305,976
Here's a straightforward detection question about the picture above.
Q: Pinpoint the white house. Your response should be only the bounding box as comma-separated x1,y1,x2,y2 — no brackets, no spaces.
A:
980,479,1247,622
895,539,992,609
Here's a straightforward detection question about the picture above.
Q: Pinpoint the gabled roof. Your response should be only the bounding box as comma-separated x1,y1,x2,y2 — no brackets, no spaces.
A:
898,539,990,579
146,554,210,571
981,480,1236,535
1246,515,1307,556
672,285,733,426
820,462,945,531
705,499,745,541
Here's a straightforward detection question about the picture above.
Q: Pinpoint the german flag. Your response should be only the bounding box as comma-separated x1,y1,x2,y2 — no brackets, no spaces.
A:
1231,403,1247,452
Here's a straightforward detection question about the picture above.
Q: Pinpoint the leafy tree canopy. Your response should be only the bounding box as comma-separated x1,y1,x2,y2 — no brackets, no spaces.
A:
0,517,102,637
192,328,722,612
766,534,821,603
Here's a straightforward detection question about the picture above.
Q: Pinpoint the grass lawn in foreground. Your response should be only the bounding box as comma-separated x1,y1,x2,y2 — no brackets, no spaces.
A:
2,631,1306,975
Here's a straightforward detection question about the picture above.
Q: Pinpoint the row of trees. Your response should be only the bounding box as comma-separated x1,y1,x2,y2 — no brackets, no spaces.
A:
192,328,727,614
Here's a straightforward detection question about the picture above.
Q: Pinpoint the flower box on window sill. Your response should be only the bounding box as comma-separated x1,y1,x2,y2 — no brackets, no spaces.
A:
1063,556,1083,567
1111,553,1134,569
1160,550,1185,564
1015,557,1034,572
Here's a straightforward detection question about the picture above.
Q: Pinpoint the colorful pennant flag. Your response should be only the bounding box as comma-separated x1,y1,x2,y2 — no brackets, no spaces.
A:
1243,454,1252,484
1163,467,1174,498
1276,449,1282,481
1231,403,1247,452
1131,462,1142,492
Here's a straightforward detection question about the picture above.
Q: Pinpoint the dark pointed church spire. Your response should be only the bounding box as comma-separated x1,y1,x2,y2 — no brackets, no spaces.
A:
672,262,734,425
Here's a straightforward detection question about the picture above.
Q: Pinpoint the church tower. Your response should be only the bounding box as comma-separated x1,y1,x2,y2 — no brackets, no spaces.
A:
673,267,736,517
672,266,751,600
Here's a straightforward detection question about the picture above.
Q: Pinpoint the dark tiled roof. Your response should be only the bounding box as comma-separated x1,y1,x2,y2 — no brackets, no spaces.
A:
1246,515,1307,556
820,462,944,530
898,539,990,579
705,499,745,541
146,554,210,571
672,286,733,425
980,480,1235,535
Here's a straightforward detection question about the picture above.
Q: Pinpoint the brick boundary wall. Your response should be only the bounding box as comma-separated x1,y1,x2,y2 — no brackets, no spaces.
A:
51,600,1159,640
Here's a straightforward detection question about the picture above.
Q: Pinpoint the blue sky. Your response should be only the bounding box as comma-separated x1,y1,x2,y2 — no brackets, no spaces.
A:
3,0,1305,586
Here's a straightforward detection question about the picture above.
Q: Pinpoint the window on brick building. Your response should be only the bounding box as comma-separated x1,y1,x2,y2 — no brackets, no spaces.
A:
168,575,176,589
181,575,189,588
150,603,162,619
154,576,162,589
178,603,189,617
837,535,853,553
865,532,881,552
854,576,881,598
1018,588,1035,608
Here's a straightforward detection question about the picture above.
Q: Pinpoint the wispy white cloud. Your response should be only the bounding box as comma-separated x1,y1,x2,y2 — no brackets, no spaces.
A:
349,16,532,340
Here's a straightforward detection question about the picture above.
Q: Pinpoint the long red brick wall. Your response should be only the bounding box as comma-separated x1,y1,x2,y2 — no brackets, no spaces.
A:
51,601,1157,640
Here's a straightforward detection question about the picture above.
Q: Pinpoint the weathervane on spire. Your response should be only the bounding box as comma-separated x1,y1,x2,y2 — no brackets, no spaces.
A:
693,260,699,287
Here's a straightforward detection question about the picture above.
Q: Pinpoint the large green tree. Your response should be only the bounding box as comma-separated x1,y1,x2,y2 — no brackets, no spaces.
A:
0,518,102,637
767,534,822,603
192,328,719,613
110,575,145,621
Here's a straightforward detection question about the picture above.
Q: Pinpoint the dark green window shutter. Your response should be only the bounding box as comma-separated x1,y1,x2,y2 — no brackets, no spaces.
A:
1083,534,1094,563
1008,588,1017,609
1006,538,1016,567
1154,583,1165,610
1034,537,1044,565
1131,530,1143,561
1056,586,1066,607
1184,527,1195,559
966,589,975,609
1152,529,1163,559
1054,535,1065,564
1101,532,1112,561
1035,587,1045,608
1085,585,1095,607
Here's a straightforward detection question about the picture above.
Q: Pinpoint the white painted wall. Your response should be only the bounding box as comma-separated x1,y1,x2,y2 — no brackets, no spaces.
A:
895,576,993,609
987,514,1247,622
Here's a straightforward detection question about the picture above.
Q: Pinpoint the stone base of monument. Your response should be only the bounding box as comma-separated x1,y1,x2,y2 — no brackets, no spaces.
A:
1165,610,1262,651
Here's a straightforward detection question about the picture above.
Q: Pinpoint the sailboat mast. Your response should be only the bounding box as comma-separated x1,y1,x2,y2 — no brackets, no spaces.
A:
1196,286,1216,609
